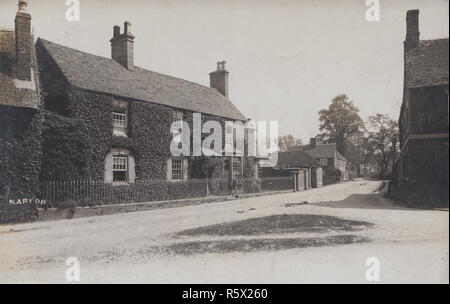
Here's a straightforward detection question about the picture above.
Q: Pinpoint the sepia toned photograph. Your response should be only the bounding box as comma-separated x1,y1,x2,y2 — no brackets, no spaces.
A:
0,0,448,287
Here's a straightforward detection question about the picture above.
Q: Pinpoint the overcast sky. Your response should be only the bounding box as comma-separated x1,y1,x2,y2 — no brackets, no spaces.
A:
1,0,448,142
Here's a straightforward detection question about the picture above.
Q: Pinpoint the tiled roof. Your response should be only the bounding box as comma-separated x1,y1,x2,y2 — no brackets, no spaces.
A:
304,143,347,162
405,39,449,88
37,38,246,121
275,151,320,168
306,143,337,159
285,145,307,152
0,29,39,109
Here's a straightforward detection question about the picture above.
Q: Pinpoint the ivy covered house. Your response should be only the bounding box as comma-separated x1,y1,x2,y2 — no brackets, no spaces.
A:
36,25,252,184
1,1,258,210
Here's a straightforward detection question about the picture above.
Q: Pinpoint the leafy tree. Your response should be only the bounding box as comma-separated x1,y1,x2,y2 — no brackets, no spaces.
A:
358,136,377,176
343,138,364,175
318,94,365,155
276,135,303,152
366,114,399,178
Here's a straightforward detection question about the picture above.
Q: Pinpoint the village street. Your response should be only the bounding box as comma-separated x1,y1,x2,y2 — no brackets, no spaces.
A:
0,179,448,284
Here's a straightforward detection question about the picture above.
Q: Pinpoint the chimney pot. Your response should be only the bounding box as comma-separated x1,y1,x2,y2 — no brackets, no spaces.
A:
217,61,227,71
15,0,32,81
124,21,131,34
110,21,134,70
113,25,120,38
18,0,28,13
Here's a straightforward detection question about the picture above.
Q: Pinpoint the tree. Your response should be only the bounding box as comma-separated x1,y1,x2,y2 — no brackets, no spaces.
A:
366,114,399,178
318,94,365,155
276,135,303,152
343,138,364,175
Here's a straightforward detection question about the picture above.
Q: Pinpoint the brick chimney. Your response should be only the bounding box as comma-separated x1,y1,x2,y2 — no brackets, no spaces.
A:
310,137,317,148
210,61,229,98
110,21,135,70
15,0,32,80
404,10,420,52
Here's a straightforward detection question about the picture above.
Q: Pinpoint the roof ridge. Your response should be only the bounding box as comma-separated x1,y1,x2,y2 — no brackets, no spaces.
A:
420,38,449,43
133,66,224,96
36,38,246,120
38,38,225,97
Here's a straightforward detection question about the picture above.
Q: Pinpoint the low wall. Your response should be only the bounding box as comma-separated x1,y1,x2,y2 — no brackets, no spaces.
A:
261,177,293,191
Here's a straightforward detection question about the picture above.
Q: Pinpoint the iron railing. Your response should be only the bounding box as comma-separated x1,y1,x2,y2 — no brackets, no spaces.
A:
40,176,294,208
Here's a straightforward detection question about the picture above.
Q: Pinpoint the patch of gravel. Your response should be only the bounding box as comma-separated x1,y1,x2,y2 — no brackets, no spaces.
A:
163,235,371,255
18,234,371,265
285,202,309,207
176,214,374,237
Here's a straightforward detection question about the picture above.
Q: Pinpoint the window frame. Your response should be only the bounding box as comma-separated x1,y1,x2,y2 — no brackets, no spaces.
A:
171,158,184,181
112,155,129,183
232,157,242,177
319,158,328,166
112,107,128,137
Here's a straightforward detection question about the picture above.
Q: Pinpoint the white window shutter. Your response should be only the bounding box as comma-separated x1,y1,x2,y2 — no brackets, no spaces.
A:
128,155,135,183
183,158,189,181
104,152,113,183
167,159,172,181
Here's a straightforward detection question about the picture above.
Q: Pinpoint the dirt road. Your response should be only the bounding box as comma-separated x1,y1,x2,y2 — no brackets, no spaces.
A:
0,180,448,283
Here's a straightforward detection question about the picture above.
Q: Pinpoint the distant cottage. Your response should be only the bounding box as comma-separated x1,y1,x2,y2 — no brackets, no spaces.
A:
261,150,323,191
287,137,349,182
394,10,449,207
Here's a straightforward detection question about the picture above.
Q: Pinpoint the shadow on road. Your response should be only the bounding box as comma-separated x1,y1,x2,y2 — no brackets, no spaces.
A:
314,193,417,211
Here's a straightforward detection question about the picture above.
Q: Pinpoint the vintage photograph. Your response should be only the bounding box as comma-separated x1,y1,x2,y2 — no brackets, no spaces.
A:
0,0,448,286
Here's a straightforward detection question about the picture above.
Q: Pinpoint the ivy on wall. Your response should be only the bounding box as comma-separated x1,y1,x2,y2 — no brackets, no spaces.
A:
65,89,114,180
129,100,173,180
0,106,43,223
64,88,173,181
40,111,92,181
0,107,42,200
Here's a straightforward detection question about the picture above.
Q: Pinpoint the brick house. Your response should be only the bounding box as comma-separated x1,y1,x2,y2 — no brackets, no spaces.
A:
287,138,349,182
1,1,257,207
395,10,449,207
